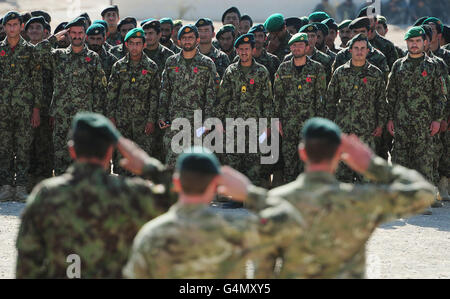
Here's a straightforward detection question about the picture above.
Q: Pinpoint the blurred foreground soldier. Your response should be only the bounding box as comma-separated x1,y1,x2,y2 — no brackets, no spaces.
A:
142,19,174,76
109,17,137,60
386,27,447,214
16,113,174,278
285,17,305,36
264,13,292,62
86,24,118,79
53,22,70,48
0,12,42,201
172,20,183,44
327,34,387,182
234,117,435,278
215,24,237,62
196,18,230,78
239,15,253,34
106,28,160,175
337,19,352,49
158,25,219,167
376,16,405,58
101,5,121,47
274,33,326,183
160,18,181,54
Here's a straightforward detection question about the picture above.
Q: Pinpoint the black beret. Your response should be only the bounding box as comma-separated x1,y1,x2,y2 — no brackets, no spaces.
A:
71,112,121,144
118,17,137,31
349,17,371,30
413,16,429,27
178,24,198,40
31,10,51,23
348,33,370,49
79,13,91,24
240,14,253,27
302,117,341,145
65,17,87,30
101,5,119,17
234,33,255,48
142,19,161,32
222,6,241,23
54,22,68,34
285,17,305,32
357,6,376,18
176,147,221,175
25,16,47,31
312,22,329,35
322,18,338,31
3,11,22,25
195,18,214,30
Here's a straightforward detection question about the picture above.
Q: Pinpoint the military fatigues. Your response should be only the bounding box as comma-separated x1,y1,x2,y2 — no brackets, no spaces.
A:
109,43,128,60
164,40,181,54
143,44,175,76
370,33,399,70
271,31,292,62
106,30,122,47
245,156,435,278
274,57,327,183
159,50,219,167
201,45,230,79
387,54,447,182
106,53,160,175
433,47,450,73
16,159,175,278
0,37,42,188
98,47,118,80
284,48,333,84
37,40,107,175
234,49,281,84
215,59,273,186
327,60,387,182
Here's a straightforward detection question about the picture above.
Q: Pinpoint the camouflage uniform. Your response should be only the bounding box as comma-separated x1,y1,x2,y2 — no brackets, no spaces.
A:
273,57,327,183
109,43,128,60
201,45,230,78
164,40,181,54
325,46,337,62
369,33,399,69
395,46,406,58
284,48,333,84
0,37,42,188
143,44,174,76
387,54,447,182
98,47,118,80
159,50,219,167
433,47,450,73
245,156,435,278
16,160,175,278
215,59,273,186
234,49,281,84
106,30,122,48
37,39,107,175
327,60,387,182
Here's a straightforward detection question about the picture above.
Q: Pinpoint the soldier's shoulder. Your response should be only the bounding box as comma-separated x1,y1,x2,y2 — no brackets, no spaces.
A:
226,61,240,72
375,34,396,47
372,47,387,59
26,175,72,207
367,63,383,76
198,52,216,66
132,209,177,246
317,50,332,62
277,60,292,71
165,52,180,65
336,47,350,57
254,61,269,75
143,55,159,71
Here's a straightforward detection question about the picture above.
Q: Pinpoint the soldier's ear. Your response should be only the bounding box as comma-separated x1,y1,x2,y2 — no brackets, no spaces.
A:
173,174,182,193
298,144,308,163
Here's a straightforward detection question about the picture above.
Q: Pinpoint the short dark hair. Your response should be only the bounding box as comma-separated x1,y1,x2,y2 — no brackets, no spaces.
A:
304,138,340,163
70,127,114,159
179,171,217,195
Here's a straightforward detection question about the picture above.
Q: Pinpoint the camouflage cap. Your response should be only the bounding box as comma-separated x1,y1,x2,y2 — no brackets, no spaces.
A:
176,147,221,175
222,6,241,23
264,13,285,32
288,32,308,46
338,19,352,30
178,24,199,40
299,23,318,34
65,17,87,30
118,17,137,31
216,24,236,39
93,20,109,32
71,112,121,143
124,27,145,42
322,18,338,31
302,117,341,145
404,26,425,40
413,16,429,27
31,10,51,23
248,24,267,34
423,17,443,34
101,5,119,17
349,17,370,30
86,24,106,36
2,11,22,25
160,17,174,27
308,11,330,23
234,33,255,48
312,22,329,35
25,16,47,31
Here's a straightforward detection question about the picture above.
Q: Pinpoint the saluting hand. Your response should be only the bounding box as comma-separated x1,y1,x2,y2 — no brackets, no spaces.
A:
430,121,441,136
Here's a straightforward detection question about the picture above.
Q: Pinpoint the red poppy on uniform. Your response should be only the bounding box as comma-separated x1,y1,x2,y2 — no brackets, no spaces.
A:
306,77,312,83
142,69,148,75
85,57,91,62
249,79,255,85
422,70,428,77
194,67,199,73
0,50,6,56
175,67,180,72
363,77,368,84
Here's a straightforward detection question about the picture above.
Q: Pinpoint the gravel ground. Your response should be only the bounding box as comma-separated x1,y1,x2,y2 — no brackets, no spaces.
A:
1,201,450,279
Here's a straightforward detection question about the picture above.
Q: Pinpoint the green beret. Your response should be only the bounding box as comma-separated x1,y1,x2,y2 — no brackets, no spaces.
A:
93,20,109,32
248,24,267,34
413,16,429,27
79,13,91,23
124,28,145,42
302,117,341,145
357,6,376,18
71,112,121,144
308,11,330,23
101,5,119,17
234,33,255,48
2,11,22,25
222,7,241,24
178,24,198,40
142,19,160,32
216,24,236,39
349,17,370,30
25,16,47,31
264,13,285,33
288,33,308,46
86,24,106,36
423,17,443,34
338,19,352,30
65,17,87,30
348,33,369,49
312,22,329,35
118,17,137,31
299,23,318,34
173,20,183,27
54,22,68,34
176,147,220,175
31,10,51,23
404,26,425,40
195,18,214,30
160,18,174,27
322,18,338,31
377,16,387,25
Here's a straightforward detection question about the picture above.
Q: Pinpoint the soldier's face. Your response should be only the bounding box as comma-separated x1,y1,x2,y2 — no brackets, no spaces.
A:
26,23,44,43
239,20,251,34
290,42,308,58
179,32,199,51
223,12,239,29
339,27,352,46
160,24,172,43
69,26,86,47
126,38,146,57
4,19,23,38
144,28,161,47
429,24,441,45
286,26,298,36
326,28,337,46
172,25,182,42
103,12,119,27
349,40,369,62
253,32,266,49
316,31,325,49
87,34,105,52
218,32,234,51
198,26,214,44
307,32,317,49
376,24,387,37
237,43,253,63
120,24,136,39
407,37,425,55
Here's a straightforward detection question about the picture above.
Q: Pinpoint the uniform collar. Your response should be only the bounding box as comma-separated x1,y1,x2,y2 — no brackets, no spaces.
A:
66,162,106,177
66,44,89,55
177,48,201,63
343,59,370,69
237,58,257,70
